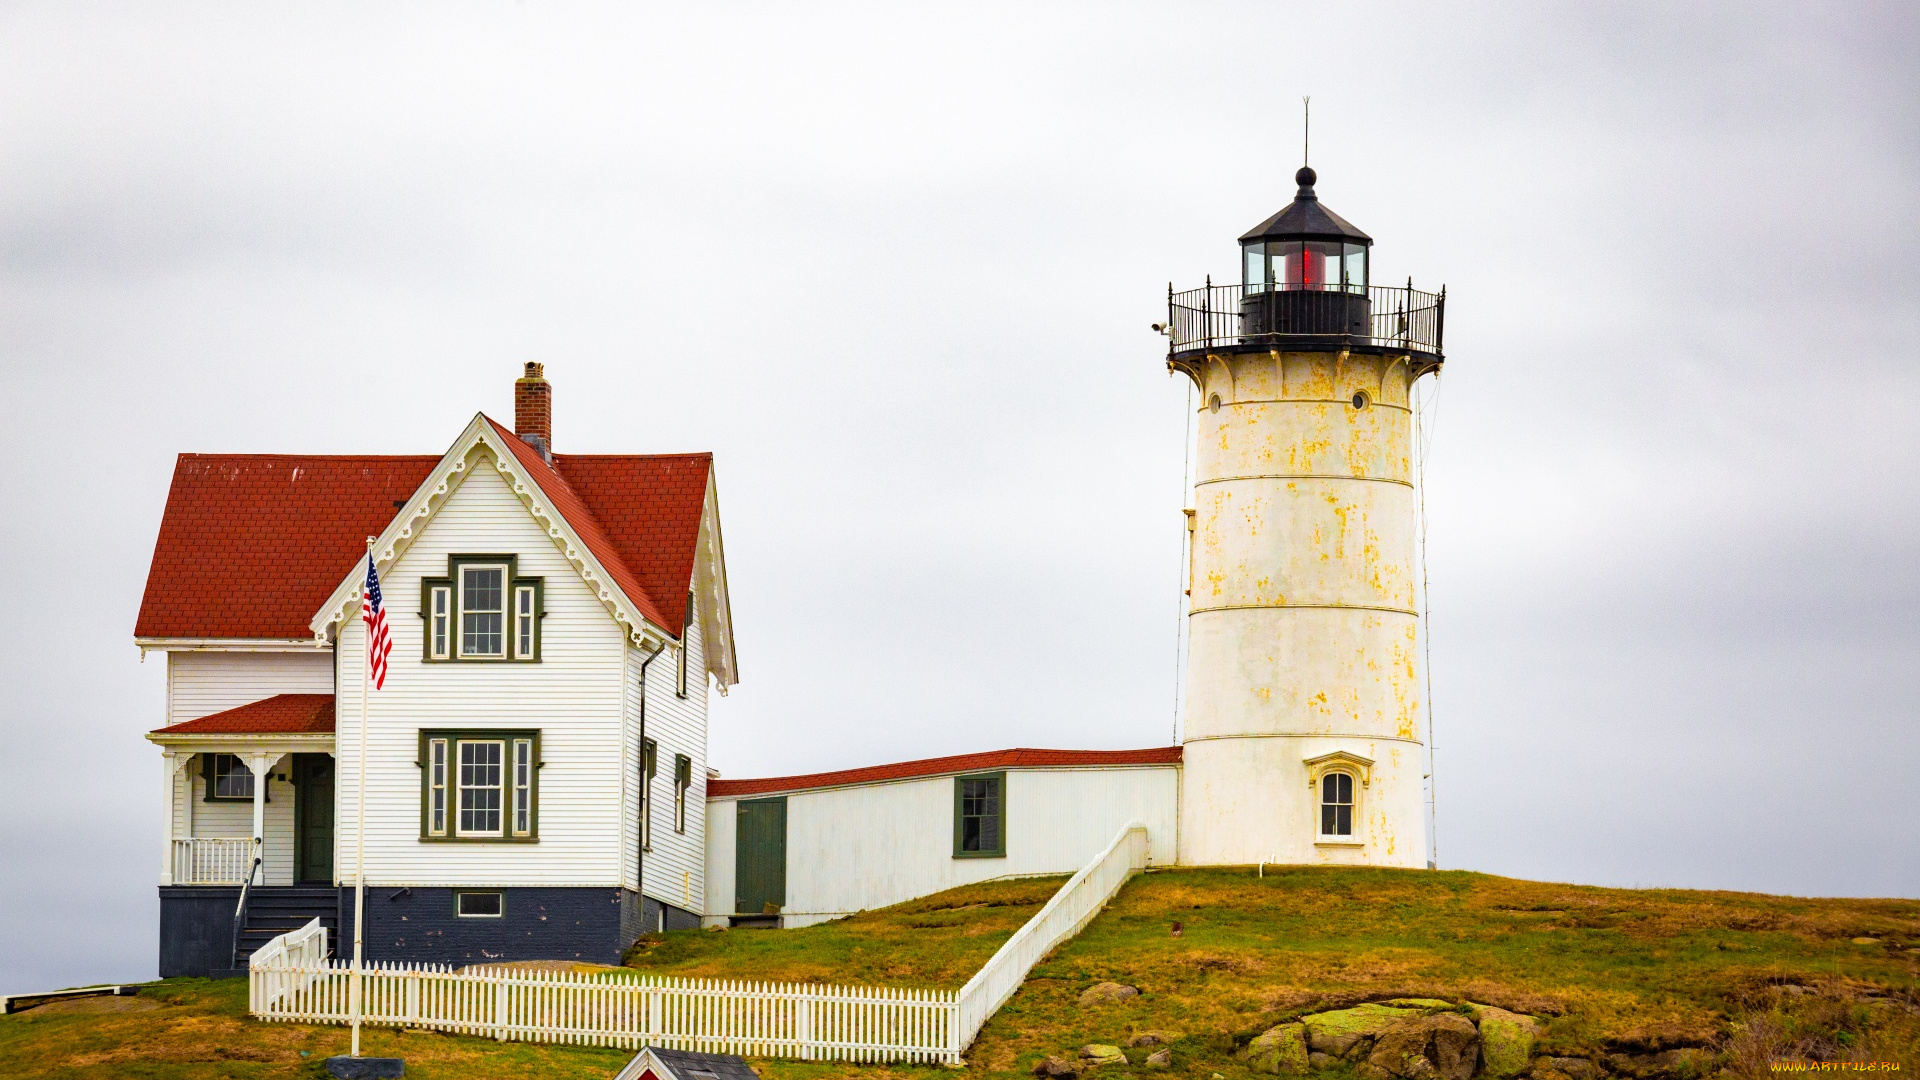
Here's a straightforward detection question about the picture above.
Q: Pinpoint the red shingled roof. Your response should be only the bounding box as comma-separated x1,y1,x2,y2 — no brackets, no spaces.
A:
154,693,336,735
136,422,713,641
707,746,1184,798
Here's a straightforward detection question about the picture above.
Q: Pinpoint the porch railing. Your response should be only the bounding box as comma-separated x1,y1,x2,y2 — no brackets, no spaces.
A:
173,838,260,885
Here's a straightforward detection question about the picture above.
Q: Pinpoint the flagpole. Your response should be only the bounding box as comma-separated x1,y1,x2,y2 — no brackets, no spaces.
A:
351,538,372,1058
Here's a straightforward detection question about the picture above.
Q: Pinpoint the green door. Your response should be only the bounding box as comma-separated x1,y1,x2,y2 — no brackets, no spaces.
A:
734,797,787,915
294,754,335,885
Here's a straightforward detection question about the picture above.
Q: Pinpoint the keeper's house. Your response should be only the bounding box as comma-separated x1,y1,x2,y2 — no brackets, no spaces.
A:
140,365,737,976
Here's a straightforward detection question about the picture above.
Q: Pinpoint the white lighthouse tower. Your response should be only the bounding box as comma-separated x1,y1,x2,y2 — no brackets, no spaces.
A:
1165,166,1444,868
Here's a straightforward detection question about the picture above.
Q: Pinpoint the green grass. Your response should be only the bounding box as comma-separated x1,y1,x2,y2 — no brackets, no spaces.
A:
3,868,1914,1079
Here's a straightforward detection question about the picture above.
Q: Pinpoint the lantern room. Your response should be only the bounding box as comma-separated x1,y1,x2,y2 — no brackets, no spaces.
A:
1236,166,1373,337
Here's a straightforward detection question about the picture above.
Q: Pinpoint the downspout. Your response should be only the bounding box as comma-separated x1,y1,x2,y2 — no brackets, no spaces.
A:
635,639,668,921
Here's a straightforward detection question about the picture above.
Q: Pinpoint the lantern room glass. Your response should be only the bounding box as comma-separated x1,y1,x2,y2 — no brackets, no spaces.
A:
1242,240,1369,293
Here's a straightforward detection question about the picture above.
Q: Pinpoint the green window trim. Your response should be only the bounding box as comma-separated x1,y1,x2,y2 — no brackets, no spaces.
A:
641,739,657,852
419,554,545,663
676,590,693,698
417,729,541,843
952,771,1006,859
202,753,270,803
673,753,692,833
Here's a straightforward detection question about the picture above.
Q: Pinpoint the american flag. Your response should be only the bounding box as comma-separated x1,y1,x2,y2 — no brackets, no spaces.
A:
362,556,393,690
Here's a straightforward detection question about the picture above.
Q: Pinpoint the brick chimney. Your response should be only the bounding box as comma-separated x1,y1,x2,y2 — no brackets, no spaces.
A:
514,362,553,462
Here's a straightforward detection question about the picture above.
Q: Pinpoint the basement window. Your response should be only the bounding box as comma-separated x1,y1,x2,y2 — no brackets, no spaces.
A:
456,892,504,918
953,772,1006,858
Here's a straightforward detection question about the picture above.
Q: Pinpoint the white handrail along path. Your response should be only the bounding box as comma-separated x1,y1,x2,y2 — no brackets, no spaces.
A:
249,822,1151,1063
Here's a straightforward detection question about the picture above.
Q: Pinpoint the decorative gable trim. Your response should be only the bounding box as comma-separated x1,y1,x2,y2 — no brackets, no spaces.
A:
308,414,673,651
692,469,739,690
1302,749,1374,789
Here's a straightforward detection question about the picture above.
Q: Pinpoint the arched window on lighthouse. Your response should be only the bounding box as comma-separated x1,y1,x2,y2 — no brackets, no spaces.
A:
1320,772,1355,837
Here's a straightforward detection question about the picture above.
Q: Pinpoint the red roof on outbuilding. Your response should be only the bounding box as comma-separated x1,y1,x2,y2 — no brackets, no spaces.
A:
154,693,336,735
707,746,1183,798
135,423,712,641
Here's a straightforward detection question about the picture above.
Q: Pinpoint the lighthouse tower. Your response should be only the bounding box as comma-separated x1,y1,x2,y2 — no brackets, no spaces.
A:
1165,167,1444,868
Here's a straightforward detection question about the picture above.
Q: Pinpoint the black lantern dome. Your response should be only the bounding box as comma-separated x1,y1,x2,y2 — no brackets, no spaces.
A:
1236,167,1372,337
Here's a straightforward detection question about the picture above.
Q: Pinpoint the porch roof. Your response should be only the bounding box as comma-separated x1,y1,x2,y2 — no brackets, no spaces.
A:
153,693,335,735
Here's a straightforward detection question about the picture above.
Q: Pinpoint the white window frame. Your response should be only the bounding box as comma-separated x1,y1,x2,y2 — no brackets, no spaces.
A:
513,585,537,659
457,738,506,837
676,591,693,698
1318,770,1357,839
427,738,449,836
641,739,657,852
456,891,504,918
674,753,691,833
458,564,509,659
429,586,452,660
512,738,533,837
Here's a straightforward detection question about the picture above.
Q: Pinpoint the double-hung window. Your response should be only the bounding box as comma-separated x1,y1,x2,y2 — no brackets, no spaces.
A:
641,739,657,851
204,753,261,802
1320,772,1355,837
421,730,539,841
422,556,542,662
674,754,692,833
953,772,1006,858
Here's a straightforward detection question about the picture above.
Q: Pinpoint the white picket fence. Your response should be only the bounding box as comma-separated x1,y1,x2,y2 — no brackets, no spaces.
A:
954,821,1149,1047
249,822,1150,1063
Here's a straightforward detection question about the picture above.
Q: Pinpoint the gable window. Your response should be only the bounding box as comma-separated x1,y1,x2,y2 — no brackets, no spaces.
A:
422,556,543,662
641,739,657,851
419,730,539,842
204,754,264,802
1320,772,1355,837
953,772,1006,858
461,565,506,657
674,753,692,833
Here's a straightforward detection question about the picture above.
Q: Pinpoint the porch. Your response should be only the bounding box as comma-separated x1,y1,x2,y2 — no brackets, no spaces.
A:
147,694,338,888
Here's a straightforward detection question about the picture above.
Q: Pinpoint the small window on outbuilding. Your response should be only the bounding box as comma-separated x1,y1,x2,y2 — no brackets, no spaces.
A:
953,772,1006,858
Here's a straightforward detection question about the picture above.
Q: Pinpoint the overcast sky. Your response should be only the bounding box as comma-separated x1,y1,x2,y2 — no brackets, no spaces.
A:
2,2,1915,991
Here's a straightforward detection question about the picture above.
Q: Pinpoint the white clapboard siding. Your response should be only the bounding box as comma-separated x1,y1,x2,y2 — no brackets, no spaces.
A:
637,585,707,914
706,766,1177,926
172,753,298,885
335,457,628,887
167,651,334,726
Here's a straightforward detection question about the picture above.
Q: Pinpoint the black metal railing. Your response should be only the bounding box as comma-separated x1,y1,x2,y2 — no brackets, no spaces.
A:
230,853,262,970
1166,281,1445,357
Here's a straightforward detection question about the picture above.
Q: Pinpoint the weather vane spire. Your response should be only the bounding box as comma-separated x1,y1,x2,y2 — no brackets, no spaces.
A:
1302,95,1311,167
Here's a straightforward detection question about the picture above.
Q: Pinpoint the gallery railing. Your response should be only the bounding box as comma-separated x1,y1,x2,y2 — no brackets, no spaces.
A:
1166,281,1444,358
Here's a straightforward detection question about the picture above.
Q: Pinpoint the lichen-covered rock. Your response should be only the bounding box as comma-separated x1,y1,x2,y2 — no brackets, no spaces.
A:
1079,1044,1128,1068
1079,982,1141,1006
1241,1022,1310,1074
1309,1052,1336,1070
1033,1055,1080,1078
1471,1005,1537,1078
1365,1013,1480,1080
1386,999,1459,1012
1303,1004,1425,1057
1145,1048,1173,1069
1128,1031,1176,1048
1531,1057,1600,1080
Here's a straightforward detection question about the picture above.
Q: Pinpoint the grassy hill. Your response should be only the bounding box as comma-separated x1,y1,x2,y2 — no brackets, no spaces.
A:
3,868,1914,1079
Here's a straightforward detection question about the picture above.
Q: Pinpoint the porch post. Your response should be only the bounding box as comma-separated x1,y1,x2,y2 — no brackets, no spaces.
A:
248,753,272,885
160,751,176,885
